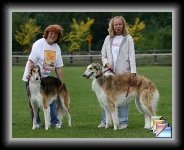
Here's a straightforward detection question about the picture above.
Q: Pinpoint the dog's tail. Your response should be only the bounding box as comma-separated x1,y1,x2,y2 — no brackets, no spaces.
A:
57,83,71,126
58,83,70,112
135,89,159,116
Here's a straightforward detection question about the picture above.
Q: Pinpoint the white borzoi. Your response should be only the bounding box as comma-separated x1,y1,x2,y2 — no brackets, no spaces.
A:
83,63,159,130
28,65,71,130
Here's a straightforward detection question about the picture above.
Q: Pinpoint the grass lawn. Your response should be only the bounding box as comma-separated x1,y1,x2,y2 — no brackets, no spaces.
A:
12,65,172,139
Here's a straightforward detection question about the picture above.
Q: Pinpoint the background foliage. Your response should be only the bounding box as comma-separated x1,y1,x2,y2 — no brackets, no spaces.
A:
63,17,94,52
12,12,172,53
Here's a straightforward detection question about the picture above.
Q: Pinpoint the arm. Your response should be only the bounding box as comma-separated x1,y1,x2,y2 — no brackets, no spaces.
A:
26,40,39,80
55,67,63,92
101,35,113,70
127,36,137,86
128,36,137,74
26,59,34,80
101,42,108,67
55,67,62,82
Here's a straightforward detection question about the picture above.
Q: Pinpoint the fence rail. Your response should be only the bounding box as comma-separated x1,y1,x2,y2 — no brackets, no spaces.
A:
12,53,172,66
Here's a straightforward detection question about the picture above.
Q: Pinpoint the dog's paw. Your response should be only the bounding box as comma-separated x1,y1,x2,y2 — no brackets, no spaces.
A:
105,124,111,129
43,105,49,109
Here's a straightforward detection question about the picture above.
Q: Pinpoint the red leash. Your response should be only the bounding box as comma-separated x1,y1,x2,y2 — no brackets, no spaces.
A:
27,80,34,119
126,85,130,97
126,74,137,97
95,68,115,79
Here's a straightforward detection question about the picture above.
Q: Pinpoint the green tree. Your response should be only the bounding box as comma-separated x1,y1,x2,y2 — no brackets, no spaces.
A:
127,17,145,43
12,12,32,52
14,18,42,53
63,17,94,53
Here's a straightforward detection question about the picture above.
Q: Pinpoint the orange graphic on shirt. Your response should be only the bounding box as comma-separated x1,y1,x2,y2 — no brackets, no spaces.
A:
43,50,56,70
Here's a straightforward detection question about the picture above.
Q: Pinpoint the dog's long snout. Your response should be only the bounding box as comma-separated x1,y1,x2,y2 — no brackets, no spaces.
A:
34,74,39,80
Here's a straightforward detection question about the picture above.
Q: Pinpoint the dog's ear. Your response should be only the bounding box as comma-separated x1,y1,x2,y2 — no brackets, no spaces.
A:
30,65,35,75
29,69,32,75
95,63,102,70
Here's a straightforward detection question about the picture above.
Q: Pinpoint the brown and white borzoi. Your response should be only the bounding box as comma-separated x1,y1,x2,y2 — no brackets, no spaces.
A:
28,65,71,130
83,63,159,130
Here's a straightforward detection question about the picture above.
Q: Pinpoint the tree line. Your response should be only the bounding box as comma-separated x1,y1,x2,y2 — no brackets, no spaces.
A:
12,12,172,54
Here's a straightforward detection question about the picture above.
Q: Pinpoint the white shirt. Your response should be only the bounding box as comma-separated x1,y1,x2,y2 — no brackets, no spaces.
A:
22,38,63,82
101,34,136,74
111,35,124,71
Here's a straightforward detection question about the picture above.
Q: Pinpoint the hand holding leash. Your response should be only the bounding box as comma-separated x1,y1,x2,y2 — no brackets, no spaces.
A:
26,74,31,80
129,73,137,86
105,63,113,72
126,73,136,97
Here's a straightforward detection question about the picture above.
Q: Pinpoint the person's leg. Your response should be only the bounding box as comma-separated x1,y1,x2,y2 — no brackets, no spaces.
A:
98,104,129,128
26,82,41,125
50,100,62,128
117,104,129,129
35,108,41,125
97,109,106,127
118,104,129,124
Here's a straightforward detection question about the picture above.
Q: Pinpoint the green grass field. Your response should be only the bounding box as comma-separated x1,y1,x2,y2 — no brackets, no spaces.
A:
12,65,172,138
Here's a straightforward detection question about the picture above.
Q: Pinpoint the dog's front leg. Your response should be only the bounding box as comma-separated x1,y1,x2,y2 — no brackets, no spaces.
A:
104,108,112,129
32,103,38,130
111,109,119,130
108,102,119,130
43,106,50,130
43,97,48,109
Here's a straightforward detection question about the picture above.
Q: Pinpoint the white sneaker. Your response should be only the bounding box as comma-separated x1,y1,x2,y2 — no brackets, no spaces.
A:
118,124,128,130
54,124,63,129
35,123,42,128
97,123,106,128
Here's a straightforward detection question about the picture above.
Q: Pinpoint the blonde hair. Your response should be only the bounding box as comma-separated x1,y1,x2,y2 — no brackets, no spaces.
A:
43,24,63,43
108,16,129,38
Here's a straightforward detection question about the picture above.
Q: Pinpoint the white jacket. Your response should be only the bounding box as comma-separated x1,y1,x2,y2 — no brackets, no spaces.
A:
101,34,136,74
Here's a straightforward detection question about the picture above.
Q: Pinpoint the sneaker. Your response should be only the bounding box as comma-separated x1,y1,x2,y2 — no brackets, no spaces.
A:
54,124,63,129
35,123,42,128
97,123,106,128
118,124,128,130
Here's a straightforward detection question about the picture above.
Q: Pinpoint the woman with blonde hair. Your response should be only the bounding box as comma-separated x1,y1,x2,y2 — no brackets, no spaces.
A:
99,16,137,129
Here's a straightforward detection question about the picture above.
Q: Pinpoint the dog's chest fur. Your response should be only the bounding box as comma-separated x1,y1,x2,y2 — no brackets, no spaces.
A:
92,79,108,107
29,78,43,108
29,76,60,108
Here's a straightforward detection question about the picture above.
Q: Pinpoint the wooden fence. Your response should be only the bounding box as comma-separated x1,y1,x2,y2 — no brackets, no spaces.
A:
12,53,172,66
